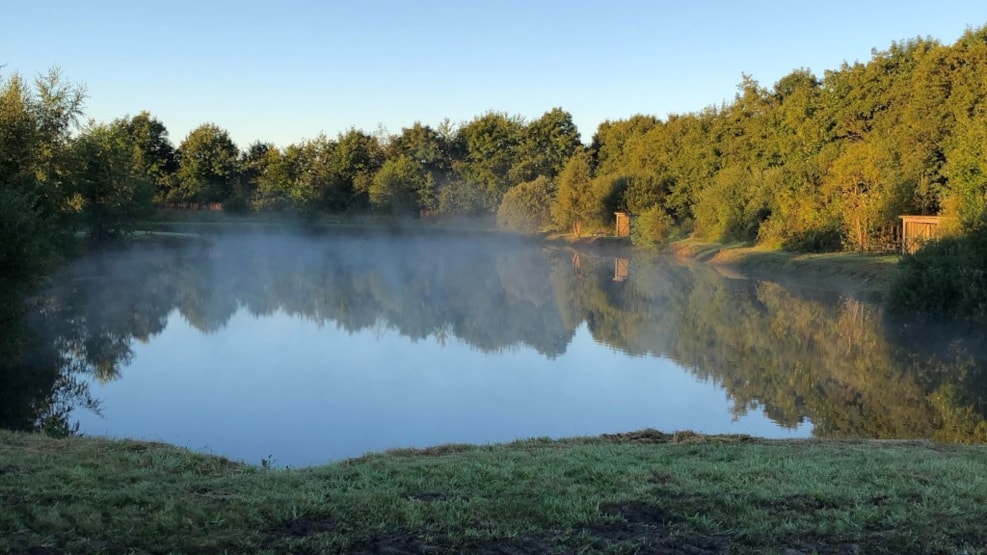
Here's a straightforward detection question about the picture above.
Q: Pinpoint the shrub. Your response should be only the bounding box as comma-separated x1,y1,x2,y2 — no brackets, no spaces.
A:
497,176,555,234
630,205,674,248
886,227,987,323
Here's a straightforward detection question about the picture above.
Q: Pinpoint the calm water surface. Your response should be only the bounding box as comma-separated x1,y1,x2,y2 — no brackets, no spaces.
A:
12,232,987,466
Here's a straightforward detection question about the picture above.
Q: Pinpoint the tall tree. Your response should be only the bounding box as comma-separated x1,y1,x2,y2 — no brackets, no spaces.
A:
329,128,384,211
552,149,594,235
64,121,155,239
369,154,432,215
116,112,178,203
511,108,582,183
176,123,239,205
33,67,86,203
231,141,274,212
458,111,526,210
390,122,451,212
0,68,83,277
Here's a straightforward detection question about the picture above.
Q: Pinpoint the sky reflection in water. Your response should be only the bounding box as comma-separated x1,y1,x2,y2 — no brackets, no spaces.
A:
76,307,809,467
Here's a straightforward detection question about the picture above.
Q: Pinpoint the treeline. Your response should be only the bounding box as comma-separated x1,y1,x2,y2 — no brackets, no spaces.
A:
4,25,987,253
588,26,987,250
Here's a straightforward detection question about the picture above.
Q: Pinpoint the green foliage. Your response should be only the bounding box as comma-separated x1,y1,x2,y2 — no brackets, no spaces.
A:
510,108,582,183
0,186,55,283
941,120,987,229
64,122,155,239
630,205,674,248
496,175,555,233
330,128,384,211
458,111,526,210
249,145,292,211
551,149,593,235
887,227,987,323
390,122,450,212
176,123,239,205
436,177,488,216
115,112,178,203
31,67,86,201
0,74,39,194
0,67,85,273
582,26,987,255
590,174,629,226
369,154,432,215
693,165,755,241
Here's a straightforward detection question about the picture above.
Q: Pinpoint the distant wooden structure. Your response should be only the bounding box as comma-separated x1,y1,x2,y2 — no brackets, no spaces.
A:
899,215,942,254
167,202,224,211
613,258,629,282
615,212,631,237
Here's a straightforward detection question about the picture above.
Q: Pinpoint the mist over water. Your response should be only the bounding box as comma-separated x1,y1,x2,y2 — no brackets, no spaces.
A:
11,231,987,466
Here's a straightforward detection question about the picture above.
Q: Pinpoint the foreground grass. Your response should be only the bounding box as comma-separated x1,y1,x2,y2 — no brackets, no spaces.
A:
3,430,986,554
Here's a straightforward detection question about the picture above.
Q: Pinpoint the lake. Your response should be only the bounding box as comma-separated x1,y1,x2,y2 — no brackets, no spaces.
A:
8,231,987,467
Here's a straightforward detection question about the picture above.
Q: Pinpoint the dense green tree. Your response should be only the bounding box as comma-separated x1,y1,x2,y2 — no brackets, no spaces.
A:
390,122,454,213
436,176,488,215
630,205,674,247
1,69,89,436
0,73,53,282
229,141,273,212
391,122,449,172
32,68,86,204
497,175,555,233
329,128,385,211
510,108,582,183
249,145,292,211
369,154,432,215
551,149,594,235
64,121,155,239
458,111,526,210
175,123,239,205
0,74,39,193
591,115,659,177
286,135,335,218
0,68,85,275
114,112,178,203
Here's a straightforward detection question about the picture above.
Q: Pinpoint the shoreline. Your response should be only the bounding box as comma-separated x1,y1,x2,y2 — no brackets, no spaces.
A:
138,212,901,300
665,239,900,299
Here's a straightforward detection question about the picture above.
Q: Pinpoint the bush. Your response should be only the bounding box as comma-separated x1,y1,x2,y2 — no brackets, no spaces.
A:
886,227,987,323
630,205,674,248
496,176,555,234
781,227,844,253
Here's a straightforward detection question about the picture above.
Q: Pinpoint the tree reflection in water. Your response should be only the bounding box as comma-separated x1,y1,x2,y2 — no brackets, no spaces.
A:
5,231,986,442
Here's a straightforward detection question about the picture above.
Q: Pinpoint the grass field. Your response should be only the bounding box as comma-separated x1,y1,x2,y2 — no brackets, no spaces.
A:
3,430,985,554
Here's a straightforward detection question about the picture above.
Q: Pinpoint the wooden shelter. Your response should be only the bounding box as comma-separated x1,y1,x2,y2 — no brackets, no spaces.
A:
615,212,631,237
899,215,942,254
613,258,629,282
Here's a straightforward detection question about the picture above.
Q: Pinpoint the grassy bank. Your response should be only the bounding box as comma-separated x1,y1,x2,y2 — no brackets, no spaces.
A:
3,430,986,554
668,240,901,297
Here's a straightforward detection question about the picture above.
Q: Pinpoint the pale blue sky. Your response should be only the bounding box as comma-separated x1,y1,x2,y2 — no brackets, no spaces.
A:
3,1,984,148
